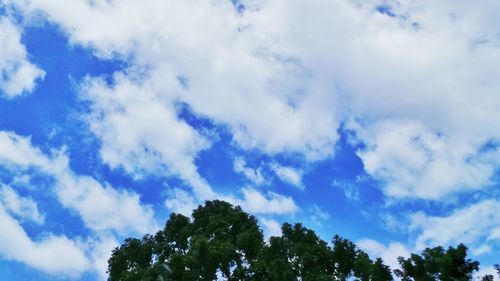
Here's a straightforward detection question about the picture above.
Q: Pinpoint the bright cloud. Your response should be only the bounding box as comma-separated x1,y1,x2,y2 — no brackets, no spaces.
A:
0,131,158,278
357,238,411,270
354,120,498,199
0,131,158,234
0,204,90,277
0,16,44,98
164,187,199,216
410,199,500,250
239,187,299,215
7,0,499,201
0,184,44,224
81,74,214,201
260,217,282,238
233,157,265,186
271,163,304,189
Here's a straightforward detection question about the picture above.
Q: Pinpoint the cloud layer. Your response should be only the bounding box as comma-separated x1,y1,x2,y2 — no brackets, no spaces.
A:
0,16,44,98
7,0,499,201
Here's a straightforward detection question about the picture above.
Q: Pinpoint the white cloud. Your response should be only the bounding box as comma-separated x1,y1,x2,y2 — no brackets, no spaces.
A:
10,0,339,160
81,74,214,200
164,185,299,218
9,0,500,201
0,205,90,277
55,172,157,234
354,120,497,199
472,244,492,256
0,131,157,235
238,187,299,215
0,185,44,224
409,199,500,250
87,235,120,281
233,157,265,185
475,266,500,281
0,131,53,168
488,227,500,241
0,16,45,98
164,187,198,216
357,238,411,270
0,130,158,277
260,217,282,239
271,163,304,189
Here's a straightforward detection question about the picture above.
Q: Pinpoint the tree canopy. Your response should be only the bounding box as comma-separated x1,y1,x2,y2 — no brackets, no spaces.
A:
107,200,493,281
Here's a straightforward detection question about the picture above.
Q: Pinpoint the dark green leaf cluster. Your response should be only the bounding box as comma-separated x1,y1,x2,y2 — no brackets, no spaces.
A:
107,200,490,281
394,244,479,281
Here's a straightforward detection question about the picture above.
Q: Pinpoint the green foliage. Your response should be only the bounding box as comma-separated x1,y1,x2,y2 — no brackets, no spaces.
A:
108,200,264,281
394,244,479,281
370,258,393,281
107,200,483,281
481,274,494,281
255,223,334,281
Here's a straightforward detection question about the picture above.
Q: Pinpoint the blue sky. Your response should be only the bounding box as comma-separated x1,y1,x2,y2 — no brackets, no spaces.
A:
0,0,499,280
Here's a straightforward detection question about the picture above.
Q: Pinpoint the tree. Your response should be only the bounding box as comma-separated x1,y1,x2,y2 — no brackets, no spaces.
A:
332,235,358,280
107,235,158,281
108,200,482,281
481,275,494,281
370,258,393,281
394,244,479,281
108,200,263,281
353,251,372,281
255,223,334,281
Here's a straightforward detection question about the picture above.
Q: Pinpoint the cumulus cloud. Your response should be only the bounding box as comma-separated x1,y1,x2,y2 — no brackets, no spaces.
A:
475,266,500,281
260,217,282,238
0,16,44,98
233,157,265,186
354,120,497,199
0,131,157,234
238,187,299,215
271,163,304,189
9,0,339,159
0,204,90,277
164,185,299,217
409,199,500,250
357,238,411,270
164,187,198,216
55,173,158,234
472,244,492,256
0,131,158,277
0,185,44,224
81,74,214,200
0,131,52,168
7,0,499,202
87,235,120,281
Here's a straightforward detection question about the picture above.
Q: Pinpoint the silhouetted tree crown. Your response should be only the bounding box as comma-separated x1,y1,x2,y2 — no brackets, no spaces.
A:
107,200,491,281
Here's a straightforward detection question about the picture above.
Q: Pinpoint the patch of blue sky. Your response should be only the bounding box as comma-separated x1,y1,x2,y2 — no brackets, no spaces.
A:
0,22,119,161
375,4,397,18
0,17,114,245
230,0,246,14
0,260,57,281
